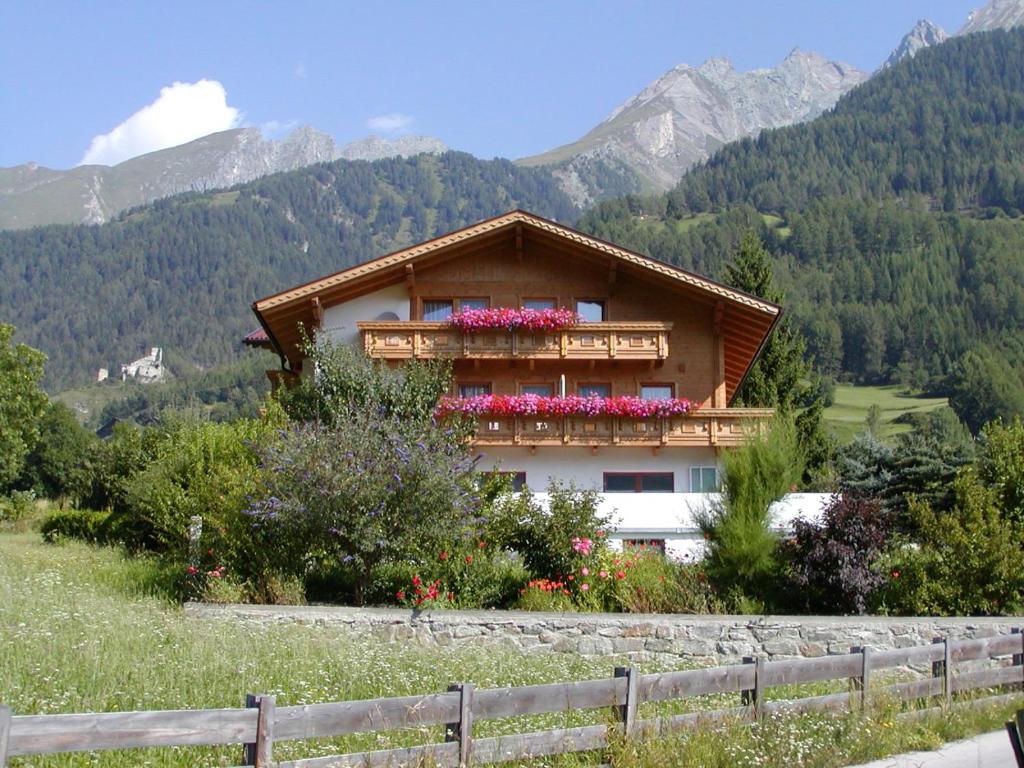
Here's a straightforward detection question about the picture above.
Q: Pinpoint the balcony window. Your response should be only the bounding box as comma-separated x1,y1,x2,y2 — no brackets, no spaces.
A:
576,299,606,322
458,383,491,398
423,299,454,321
690,466,720,493
522,298,556,311
640,384,674,400
459,297,489,311
603,472,675,493
578,383,611,398
483,471,527,492
521,383,554,396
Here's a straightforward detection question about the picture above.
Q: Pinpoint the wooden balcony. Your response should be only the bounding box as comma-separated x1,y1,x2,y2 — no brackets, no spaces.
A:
359,321,672,362
469,408,774,448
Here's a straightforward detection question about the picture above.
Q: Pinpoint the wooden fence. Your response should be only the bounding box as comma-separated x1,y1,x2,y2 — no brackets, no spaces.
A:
2,630,1023,767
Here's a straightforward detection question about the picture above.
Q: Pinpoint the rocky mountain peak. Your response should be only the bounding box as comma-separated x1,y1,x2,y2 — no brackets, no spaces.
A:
519,50,868,202
882,19,949,69
960,0,1024,34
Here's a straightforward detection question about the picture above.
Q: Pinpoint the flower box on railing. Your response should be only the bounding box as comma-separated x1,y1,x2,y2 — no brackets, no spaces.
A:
436,394,695,419
447,307,581,333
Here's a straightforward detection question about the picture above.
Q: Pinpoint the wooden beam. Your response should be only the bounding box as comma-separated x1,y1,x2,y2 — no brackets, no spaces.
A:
515,224,524,261
405,264,415,294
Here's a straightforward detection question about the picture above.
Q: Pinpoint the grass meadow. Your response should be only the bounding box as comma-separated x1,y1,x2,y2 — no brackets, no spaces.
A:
822,384,948,443
1,530,1020,767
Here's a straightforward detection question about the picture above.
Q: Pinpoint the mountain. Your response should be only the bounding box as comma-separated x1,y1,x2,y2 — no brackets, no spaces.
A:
578,27,1024,390
960,0,1024,34
0,151,577,390
663,28,1024,215
882,20,949,69
518,50,869,199
0,127,447,229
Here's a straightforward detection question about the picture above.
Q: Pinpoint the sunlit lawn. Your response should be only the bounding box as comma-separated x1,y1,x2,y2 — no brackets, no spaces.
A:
823,384,947,443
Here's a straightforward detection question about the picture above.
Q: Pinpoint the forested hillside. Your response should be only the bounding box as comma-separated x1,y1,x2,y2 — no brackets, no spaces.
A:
0,152,578,390
667,28,1024,215
578,28,1024,425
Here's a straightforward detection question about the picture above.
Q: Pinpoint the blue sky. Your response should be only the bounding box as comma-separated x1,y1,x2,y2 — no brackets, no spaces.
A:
1,0,981,169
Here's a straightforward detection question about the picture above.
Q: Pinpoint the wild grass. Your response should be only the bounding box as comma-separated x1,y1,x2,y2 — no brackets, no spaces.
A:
1,532,1019,766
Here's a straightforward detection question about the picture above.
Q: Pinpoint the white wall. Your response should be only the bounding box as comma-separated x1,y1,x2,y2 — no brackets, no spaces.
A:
478,445,720,493
529,491,832,559
321,283,410,346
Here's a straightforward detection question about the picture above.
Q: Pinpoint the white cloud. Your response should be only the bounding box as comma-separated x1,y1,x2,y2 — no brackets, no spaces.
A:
366,113,413,134
80,80,242,166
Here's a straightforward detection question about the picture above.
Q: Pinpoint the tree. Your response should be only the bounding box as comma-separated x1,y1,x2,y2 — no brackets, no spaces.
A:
20,403,96,507
0,324,48,492
697,417,804,609
725,232,809,411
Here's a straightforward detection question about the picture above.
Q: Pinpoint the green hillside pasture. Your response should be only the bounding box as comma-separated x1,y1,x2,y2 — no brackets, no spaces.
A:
824,384,948,443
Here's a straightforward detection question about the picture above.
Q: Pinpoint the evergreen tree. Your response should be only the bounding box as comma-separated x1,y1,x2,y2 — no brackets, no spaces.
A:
725,231,808,411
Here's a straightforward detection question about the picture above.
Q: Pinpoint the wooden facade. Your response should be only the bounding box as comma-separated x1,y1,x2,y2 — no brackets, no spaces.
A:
250,211,781,455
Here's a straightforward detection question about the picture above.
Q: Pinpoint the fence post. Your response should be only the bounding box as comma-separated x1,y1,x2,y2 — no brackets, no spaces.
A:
0,705,11,768
446,683,474,767
741,656,764,720
932,637,952,707
243,694,275,767
1012,628,1023,689
852,646,872,712
614,666,639,739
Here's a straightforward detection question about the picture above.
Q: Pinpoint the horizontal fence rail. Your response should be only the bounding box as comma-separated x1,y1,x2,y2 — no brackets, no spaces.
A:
2,630,1022,767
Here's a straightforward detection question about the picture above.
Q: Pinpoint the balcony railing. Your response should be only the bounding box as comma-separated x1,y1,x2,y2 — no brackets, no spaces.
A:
359,321,672,361
468,408,774,448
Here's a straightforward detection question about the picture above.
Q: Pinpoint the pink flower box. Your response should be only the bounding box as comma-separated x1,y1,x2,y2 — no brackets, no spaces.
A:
436,394,695,419
447,307,582,333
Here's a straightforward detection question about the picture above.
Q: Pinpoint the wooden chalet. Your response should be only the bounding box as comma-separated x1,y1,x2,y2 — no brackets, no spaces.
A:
248,211,782,548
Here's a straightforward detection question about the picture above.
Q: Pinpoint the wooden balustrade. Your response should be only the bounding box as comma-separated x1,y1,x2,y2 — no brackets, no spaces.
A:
359,322,672,362
470,408,774,448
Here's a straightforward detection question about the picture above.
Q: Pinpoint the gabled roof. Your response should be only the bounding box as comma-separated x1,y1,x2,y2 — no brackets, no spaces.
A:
251,210,781,402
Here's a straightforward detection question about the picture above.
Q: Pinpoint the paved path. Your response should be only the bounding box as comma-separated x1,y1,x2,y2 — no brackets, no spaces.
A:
847,730,1016,768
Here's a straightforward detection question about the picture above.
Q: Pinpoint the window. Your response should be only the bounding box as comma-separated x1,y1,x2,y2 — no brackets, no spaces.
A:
521,383,554,396
603,472,675,493
576,299,606,322
623,539,667,554
690,466,719,492
483,471,527,492
640,384,674,400
423,299,454,321
522,298,556,310
458,383,491,398
459,297,489,311
578,383,611,398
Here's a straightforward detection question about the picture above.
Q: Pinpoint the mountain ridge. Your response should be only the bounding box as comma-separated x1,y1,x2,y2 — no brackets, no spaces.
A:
517,49,868,199
0,127,446,229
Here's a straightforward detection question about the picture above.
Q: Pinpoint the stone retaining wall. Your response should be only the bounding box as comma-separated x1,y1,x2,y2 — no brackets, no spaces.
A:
186,603,1024,666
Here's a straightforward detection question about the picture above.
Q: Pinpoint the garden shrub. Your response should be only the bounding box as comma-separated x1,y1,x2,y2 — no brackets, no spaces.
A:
246,411,481,605
40,508,112,543
515,579,576,612
977,418,1024,526
875,470,1024,615
784,494,892,615
697,417,803,609
612,548,724,614
486,481,613,581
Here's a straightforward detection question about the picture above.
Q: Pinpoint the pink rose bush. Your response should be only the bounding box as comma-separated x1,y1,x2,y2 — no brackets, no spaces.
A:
447,307,581,333
436,394,695,419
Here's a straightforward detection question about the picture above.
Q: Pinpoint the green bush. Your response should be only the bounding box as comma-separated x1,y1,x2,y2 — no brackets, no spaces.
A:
697,417,804,609
612,549,724,614
875,470,1024,615
40,508,112,544
486,481,613,580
